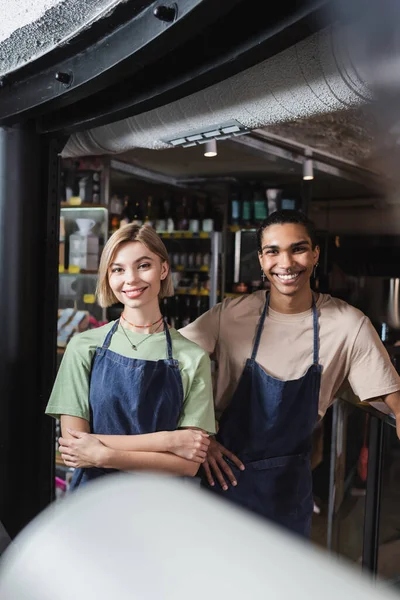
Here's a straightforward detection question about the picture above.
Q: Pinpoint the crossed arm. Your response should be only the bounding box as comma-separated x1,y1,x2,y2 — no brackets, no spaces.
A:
59,415,210,477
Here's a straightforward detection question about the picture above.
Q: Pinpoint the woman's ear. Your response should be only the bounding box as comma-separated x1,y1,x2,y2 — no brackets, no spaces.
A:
160,261,169,280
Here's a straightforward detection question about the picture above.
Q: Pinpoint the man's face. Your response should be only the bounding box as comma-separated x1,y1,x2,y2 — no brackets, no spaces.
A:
258,223,320,298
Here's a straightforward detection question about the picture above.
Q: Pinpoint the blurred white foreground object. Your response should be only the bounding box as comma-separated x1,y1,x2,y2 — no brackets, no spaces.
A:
0,474,397,600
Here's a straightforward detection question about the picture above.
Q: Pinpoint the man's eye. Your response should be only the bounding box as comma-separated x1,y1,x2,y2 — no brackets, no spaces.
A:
294,247,307,253
265,250,277,255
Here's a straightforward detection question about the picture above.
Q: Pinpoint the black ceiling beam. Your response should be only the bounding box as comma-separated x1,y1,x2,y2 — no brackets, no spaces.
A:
37,0,330,135
0,0,243,127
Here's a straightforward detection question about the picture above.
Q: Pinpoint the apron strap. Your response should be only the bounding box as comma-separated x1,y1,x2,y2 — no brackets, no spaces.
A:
251,292,320,365
164,318,174,360
311,297,319,365
251,292,269,361
102,320,120,349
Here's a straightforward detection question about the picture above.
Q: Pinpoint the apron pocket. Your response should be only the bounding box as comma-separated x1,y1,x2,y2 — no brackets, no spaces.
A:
238,454,311,519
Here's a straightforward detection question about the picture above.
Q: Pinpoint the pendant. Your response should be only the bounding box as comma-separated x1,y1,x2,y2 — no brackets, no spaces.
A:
131,344,137,350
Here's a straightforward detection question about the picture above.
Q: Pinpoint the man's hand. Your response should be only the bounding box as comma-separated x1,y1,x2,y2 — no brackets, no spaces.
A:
169,429,210,463
59,429,109,468
203,438,244,491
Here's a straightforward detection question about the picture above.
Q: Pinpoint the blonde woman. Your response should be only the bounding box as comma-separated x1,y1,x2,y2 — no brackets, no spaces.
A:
46,224,215,488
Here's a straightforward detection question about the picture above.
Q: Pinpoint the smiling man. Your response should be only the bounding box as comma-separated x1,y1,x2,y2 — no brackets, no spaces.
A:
180,210,400,537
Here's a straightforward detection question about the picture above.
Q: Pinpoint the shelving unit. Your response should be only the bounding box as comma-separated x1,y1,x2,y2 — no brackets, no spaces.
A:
59,206,109,323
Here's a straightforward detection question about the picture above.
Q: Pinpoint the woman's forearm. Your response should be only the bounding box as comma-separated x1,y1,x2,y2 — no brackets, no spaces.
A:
92,431,174,452
99,447,200,477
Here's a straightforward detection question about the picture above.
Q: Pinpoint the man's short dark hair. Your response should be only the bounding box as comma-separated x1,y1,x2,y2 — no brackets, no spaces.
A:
256,210,317,253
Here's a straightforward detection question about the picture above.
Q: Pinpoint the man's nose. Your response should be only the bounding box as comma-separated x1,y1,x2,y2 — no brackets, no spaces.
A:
278,252,294,269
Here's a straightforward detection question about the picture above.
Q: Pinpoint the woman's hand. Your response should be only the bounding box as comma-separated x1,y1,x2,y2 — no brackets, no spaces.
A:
203,438,245,491
168,429,210,463
59,429,109,469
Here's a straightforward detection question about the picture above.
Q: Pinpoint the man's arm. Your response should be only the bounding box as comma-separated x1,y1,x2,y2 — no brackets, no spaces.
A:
179,303,221,355
382,391,400,439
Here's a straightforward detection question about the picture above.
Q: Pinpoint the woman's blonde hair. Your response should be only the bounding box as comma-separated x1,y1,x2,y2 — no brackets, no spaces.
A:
96,223,174,307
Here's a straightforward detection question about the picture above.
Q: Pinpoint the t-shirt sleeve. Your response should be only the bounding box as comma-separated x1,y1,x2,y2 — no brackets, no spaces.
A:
347,317,400,401
45,334,93,421
177,352,216,434
179,303,221,356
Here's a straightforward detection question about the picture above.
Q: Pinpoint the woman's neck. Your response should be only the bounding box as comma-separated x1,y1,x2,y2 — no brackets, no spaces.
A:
121,302,163,334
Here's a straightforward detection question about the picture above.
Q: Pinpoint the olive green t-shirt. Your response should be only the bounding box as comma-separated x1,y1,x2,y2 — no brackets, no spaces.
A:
46,321,216,433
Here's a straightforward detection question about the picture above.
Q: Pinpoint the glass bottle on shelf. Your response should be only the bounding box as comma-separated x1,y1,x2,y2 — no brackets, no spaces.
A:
253,187,268,224
189,197,201,233
230,189,241,228
241,188,253,228
181,297,192,327
155,197,167,231
202,196,214,232
120,197,132,227
164,196,175,232
132,200,143,226
172,294,181,329
189,274,200,295
111,215,120,233
177,196,189,231
144,196,154,227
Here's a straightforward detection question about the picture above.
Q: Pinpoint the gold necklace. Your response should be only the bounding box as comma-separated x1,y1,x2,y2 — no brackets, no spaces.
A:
120,318,164,351
121,313,163,329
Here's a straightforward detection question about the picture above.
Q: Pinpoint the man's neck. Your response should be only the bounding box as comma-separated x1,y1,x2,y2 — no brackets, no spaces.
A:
269,286,315,314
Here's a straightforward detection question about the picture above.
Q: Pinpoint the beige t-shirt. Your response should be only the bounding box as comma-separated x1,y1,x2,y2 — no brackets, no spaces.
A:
180,291,400,419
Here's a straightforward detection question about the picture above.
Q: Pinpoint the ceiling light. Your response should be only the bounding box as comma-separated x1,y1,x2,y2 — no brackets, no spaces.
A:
303,148,314,181
204,139,217,158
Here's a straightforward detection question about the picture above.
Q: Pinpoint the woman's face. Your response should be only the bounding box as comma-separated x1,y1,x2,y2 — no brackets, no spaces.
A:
108,241,168,310
258,223,319,297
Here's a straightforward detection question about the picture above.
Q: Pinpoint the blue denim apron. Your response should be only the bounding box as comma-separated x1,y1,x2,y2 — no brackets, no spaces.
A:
70,319,184,489
204,293,321,537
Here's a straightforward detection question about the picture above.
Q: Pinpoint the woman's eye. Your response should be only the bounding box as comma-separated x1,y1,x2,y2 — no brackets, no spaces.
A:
111,267,123,273
138,263,151,269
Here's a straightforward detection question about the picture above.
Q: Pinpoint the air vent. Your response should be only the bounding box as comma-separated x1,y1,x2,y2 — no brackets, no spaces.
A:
163,120,250,148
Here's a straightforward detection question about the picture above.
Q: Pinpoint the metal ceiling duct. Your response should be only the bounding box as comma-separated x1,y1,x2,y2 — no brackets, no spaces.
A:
62,23,371,157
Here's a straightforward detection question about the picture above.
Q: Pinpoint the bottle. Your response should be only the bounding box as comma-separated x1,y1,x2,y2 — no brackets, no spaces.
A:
172,294,181,329
189,274,200,295
266,189,281,214
120,197,132,227
241,188,252,228
155,197,167,231
230,190,241,228
111,215,120,233
203,253,211,268
144,196,154,227
131,200,143,226
181,297,192,327
253,187,268,224
177,197,189,231
195,252,203,268
161,297,170,322
92,171,101,203
189,198,201,233
202,196,214,232
163,196,175,232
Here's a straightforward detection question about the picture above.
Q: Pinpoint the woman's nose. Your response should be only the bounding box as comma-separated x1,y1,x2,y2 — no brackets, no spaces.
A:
124,269,138,284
